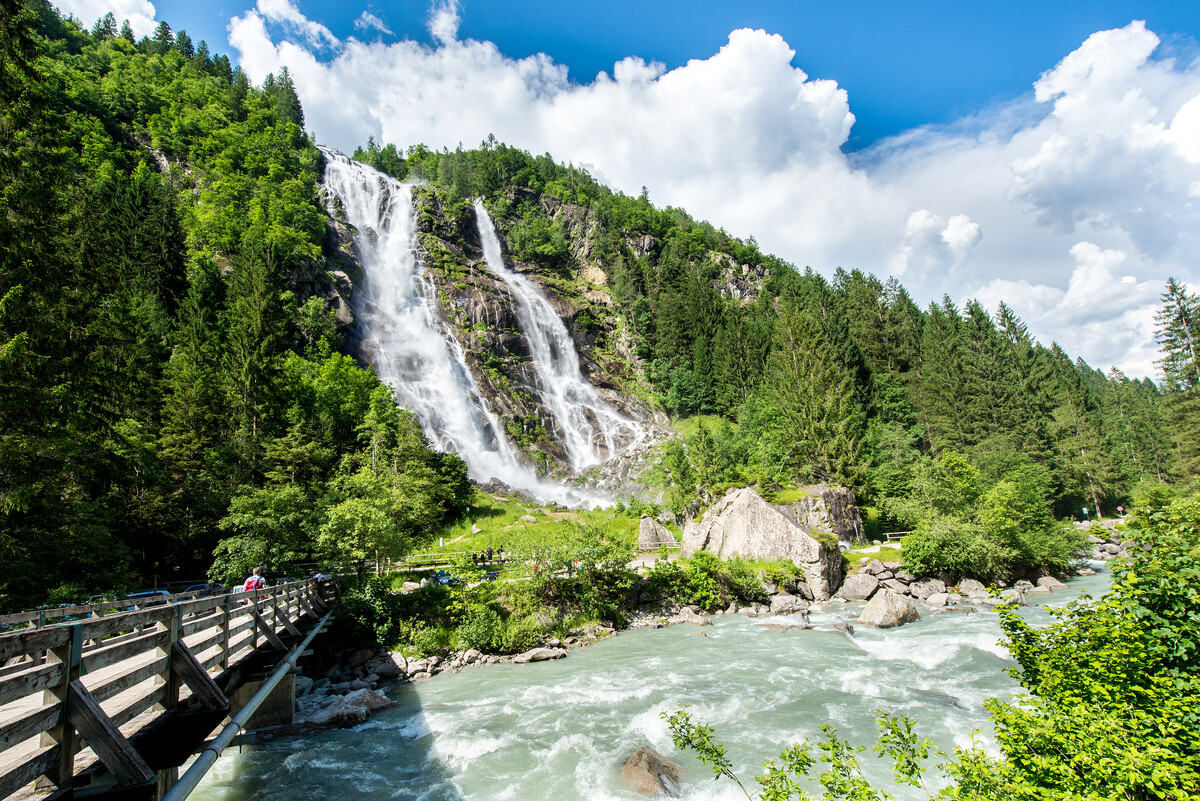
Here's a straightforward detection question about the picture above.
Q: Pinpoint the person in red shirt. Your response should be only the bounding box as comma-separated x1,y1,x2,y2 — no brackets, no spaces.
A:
242,567,266,592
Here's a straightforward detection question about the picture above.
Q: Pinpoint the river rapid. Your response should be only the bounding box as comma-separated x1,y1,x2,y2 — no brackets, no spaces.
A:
192,571,1110,801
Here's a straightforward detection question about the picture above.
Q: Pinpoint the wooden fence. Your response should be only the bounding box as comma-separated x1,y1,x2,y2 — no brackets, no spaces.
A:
0,580,329,799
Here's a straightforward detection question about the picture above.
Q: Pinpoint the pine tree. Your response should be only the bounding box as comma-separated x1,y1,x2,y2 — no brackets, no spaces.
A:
760,304,866,489
1154,278,1200,476
914,298,969,451
91,12,116,39
274,66,304,128
150,21,172,54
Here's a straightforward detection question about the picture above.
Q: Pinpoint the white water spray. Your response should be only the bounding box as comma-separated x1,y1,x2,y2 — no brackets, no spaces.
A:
473,200,644,471
319,149,601,505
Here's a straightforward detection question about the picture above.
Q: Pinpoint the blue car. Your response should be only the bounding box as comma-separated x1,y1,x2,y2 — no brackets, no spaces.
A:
432,570,461,586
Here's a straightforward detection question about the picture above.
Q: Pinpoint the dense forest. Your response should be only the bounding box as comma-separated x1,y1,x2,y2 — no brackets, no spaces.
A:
3,0,1200,610
0,1,470,610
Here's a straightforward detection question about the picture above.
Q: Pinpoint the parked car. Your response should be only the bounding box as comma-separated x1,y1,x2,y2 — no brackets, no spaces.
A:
182,583,224,597
124,589,171,608
432,570,461,586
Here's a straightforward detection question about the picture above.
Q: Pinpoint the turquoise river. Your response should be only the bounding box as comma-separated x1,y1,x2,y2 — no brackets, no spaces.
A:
191,570,1110,801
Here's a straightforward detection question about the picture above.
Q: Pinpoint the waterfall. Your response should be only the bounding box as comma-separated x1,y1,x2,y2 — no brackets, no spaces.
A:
320,149,600,505
473,200,644,471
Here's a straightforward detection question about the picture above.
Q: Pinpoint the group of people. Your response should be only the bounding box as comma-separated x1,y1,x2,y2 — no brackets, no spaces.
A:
470,546,505,565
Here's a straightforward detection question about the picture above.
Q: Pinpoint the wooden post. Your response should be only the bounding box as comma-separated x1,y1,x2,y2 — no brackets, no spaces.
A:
163,604,183,711
220,594,231,671
38,622,83,788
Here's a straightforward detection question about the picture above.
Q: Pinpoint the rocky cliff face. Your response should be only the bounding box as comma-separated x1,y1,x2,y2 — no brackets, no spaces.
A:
774,484,865,544
312,175,668,494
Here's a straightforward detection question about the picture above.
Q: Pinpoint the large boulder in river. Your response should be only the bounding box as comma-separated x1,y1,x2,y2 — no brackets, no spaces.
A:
638,516,677,551
619,745,683,797
773,484,866,544
858,591,920,628
909,578,946,600
682,487,843,599
839,572,880,601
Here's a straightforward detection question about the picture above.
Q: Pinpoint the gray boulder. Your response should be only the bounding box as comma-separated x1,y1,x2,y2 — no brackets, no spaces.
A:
840,572,880,601
862,559,887,576
881,579,909,594
619,746,683,798
672,608,712,626
925,592,949,607
858,591,921,628
958,579,987,597
365,652,407,680
909,578,946,600
306,697,369,727
1037,576,1068,590
638,516,678,551
788,581,815,601
682,487,843,599
343,688,393,713
770,593,809,615
512,647,568,663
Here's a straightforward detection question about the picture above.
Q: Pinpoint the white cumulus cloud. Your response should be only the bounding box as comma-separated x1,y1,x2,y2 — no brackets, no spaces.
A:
54,0,157,37
353,11,392,37
223,11,1200,379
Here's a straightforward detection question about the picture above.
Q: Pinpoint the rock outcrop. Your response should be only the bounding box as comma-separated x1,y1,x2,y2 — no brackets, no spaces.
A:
638,515,677,551
774,484,865,544
682,487,843,599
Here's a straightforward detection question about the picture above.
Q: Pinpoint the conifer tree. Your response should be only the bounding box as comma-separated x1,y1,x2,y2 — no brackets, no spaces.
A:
760,304,865,489
1154,278,1200,476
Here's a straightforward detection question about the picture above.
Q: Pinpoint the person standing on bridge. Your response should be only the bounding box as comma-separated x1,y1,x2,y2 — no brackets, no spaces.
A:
242,567,266,592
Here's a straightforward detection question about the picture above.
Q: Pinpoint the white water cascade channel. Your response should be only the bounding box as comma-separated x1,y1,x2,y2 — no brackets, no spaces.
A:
473,201,643,472
319,151,604,505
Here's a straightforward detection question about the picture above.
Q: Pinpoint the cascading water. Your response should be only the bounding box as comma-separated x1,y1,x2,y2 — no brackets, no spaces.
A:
473,201,644,471
319,150,601,505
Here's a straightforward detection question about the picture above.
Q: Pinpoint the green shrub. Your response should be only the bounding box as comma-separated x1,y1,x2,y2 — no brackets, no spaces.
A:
453,604,505,652
901,518,1014,581
502,614,542,653
683,552,727,610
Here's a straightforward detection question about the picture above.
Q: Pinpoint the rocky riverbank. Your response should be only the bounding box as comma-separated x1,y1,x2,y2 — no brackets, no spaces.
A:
280,564,1091,736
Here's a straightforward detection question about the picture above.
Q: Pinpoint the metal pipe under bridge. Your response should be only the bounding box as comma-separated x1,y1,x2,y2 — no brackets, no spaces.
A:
0,579,337,800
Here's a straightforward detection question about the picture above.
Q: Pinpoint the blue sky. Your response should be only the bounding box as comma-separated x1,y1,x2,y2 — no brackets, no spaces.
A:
125,1,1200,147
57,1,1200,377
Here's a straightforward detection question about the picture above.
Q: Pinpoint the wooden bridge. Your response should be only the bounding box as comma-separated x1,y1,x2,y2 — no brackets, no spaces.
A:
0,579,334,800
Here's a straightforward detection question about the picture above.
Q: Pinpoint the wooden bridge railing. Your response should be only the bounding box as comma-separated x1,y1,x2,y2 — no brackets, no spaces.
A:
0,579,330,800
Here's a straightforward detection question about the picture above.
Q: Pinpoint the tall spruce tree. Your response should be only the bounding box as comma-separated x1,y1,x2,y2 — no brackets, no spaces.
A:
759,304,865,489
1154,278,1200,476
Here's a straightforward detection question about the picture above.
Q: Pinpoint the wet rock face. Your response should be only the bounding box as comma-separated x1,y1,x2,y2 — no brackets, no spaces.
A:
619,746,683,798
409,190,656,481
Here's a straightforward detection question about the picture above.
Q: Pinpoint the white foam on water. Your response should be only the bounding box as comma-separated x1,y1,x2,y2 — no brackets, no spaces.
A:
430,735,508,770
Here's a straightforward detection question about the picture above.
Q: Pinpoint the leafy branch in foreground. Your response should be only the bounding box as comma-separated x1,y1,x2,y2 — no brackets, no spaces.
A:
662,707,932,800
